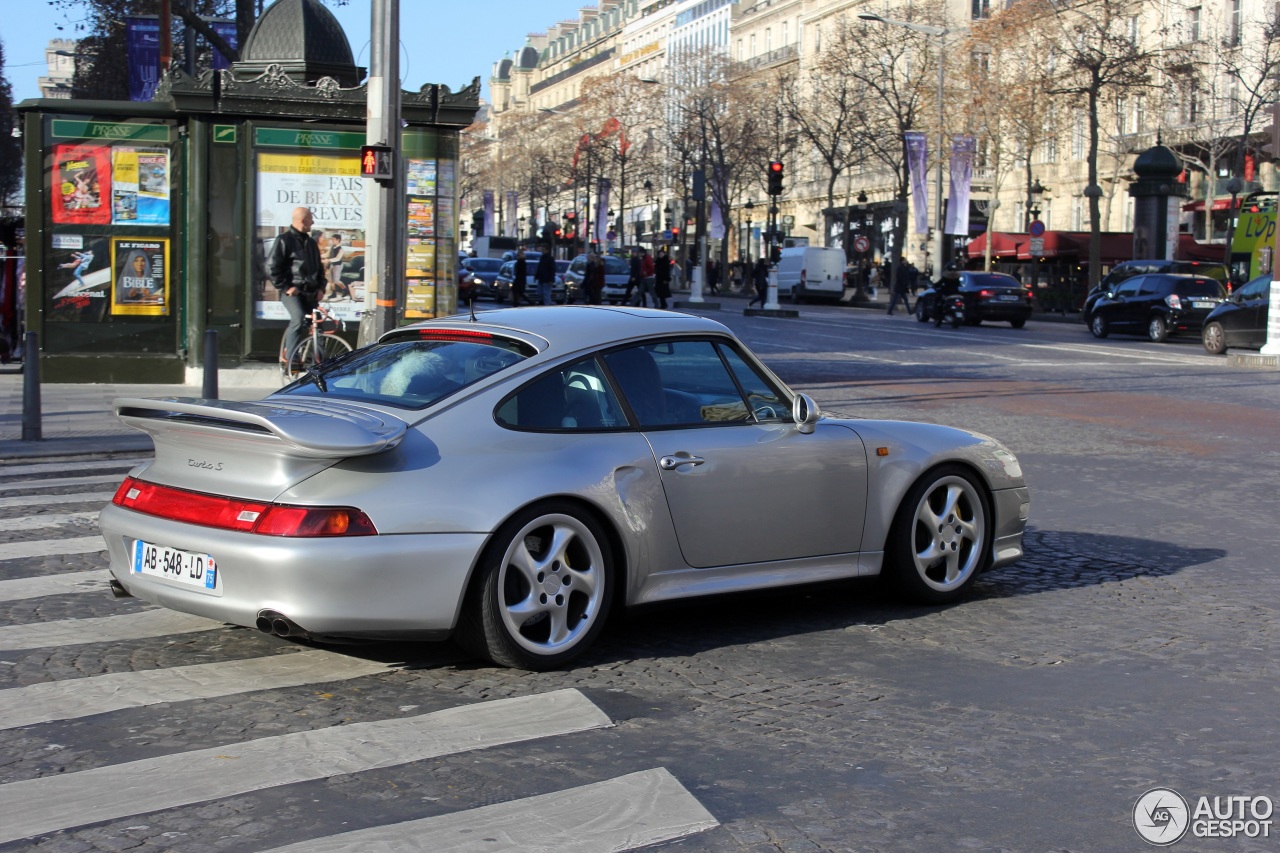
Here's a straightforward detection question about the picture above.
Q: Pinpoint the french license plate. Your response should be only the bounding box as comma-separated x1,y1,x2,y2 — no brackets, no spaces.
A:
132,540,219,592
1192,301,1214,309
995,294,1020,302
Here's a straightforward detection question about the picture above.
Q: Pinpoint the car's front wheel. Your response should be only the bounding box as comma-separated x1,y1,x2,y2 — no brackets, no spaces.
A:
885,465,990,604
1090,314,1109,338
457,502,613,670
1148,314,1169,343
1203,321,1226,355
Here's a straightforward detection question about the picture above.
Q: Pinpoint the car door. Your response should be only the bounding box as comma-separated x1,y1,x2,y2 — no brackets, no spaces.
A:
1233,276,1272,348
602,339,868,569
1102,278,1144,330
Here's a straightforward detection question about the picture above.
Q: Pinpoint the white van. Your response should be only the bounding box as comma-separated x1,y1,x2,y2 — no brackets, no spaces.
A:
774,246,847,303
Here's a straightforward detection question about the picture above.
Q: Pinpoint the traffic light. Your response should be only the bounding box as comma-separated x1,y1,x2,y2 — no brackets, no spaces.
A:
770,244,782,263
670,226,680,238
360,144,394,184
471,209,485,238
1261,103,1280,162
767,161,784,196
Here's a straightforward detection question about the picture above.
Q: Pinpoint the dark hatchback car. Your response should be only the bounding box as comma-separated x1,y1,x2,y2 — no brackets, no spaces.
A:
1202,273,1271,354
1082,259,1230,325
1088,273,1225,342
915,271,1033,328
457,257,507,301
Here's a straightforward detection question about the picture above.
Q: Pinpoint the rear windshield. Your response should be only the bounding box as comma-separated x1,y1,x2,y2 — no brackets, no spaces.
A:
1174,278,1226,298
276,334,534,409
467,259,504,272
1171,262,1227,281
604,256,630,275
965,273,1021,289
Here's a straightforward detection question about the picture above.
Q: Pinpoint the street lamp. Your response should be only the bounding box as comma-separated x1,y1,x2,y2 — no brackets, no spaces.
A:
744,199,755,263
858,13,948,278
1027,179,1046,225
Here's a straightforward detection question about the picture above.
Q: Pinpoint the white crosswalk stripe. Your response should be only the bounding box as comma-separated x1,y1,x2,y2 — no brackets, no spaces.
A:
0,535,105,560
0,568,109,602
0,459,147,478
0,647,389,730
0,608,221,650
0,491,115,509
0,474,127,492
259,768,719,853
0,511,99,531
0,469,719,852
0,688,613,845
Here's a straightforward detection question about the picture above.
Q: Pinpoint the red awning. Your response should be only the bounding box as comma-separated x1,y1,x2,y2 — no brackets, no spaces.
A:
1182,198,1243,213
1175,233,1227,262
967,231,1133,263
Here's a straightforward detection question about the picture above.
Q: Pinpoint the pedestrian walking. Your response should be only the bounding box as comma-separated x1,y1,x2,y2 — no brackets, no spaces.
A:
867,263,881,300
585,251,605,305
268,206,326,362
534,245,556,305
706,259,720,295
747,257,769,307
886,256,913,315
512,248,530,305
654,248,672,309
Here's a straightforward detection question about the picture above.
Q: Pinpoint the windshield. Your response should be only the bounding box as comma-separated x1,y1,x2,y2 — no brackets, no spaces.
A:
603,256,629,275
965,273,1022,289
276,335,533,409
467,259,504,272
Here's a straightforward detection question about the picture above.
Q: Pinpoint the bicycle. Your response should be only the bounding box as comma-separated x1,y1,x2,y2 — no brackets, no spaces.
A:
279,303,353,382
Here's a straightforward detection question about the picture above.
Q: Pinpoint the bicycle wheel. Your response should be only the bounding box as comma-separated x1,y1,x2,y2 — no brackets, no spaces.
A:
293,333,352,377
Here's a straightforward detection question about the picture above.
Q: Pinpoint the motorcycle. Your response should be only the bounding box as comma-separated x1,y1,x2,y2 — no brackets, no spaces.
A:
933,292,965,328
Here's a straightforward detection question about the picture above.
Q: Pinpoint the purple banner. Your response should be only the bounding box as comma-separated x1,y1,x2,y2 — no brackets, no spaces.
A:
946,136,976,235
209,19,238,70
905,132,929,235
595,178,611,243
504,191,518,238
125,16,161,102
482,190,495,237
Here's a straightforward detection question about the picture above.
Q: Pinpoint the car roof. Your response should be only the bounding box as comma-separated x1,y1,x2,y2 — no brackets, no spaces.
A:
389,306,730,354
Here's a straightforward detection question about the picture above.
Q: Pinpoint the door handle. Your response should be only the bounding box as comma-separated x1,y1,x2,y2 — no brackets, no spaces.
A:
659,454,705,470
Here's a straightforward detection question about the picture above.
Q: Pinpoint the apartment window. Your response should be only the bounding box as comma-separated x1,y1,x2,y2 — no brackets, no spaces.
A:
1072,114,1086,160
972,51,990,83
1135,95,1147,132
750,34,756,57
1116,96,1128,136
737,38,743,61
1227,0,1242,46
1072,199,1083,231
1188,6,1201,41
765,28,772,53
1128,15,1139,44
782,21,788,45
972,0,990,18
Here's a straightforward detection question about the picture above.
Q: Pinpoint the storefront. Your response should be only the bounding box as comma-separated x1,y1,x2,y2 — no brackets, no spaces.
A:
19,0,477,382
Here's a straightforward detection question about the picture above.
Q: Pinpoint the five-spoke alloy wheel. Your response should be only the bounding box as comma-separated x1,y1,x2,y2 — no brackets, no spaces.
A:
459,501,613,670
887,465,990,604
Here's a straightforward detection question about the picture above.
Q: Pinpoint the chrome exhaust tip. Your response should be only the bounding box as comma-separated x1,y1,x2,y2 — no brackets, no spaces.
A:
256,609,308,639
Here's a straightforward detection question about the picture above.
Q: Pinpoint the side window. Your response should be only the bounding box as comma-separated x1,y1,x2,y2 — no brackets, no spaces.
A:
1114,279,1142,299
1137,276,1163,296
1242,278,1270,299
495,357,625,431
603,340,753,428
721,345,789,421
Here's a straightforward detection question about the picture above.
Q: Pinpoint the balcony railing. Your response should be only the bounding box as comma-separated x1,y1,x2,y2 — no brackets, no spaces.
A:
743,43,798,70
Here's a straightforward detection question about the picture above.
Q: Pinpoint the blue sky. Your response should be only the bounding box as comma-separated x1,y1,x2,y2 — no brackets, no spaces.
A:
3,1,587,103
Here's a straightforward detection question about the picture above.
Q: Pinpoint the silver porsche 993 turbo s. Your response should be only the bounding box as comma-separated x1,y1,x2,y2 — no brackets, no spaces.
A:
99,307,1029,670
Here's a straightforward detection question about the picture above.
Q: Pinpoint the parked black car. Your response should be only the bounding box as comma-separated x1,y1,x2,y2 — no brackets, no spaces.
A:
1202,273,1271,354
457,257,507,301
1088,273,1225,342
915,271,1032,328
1081,259,1230,325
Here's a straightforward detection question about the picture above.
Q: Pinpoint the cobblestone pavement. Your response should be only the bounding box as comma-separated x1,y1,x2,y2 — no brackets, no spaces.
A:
0,315,1277,852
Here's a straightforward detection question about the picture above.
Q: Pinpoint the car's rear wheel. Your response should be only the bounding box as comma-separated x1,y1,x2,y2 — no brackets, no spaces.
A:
1090,314,1109,338
1148,314,1168,343
1203,321,1226,355
457,501,613,670
916,300,929,322
1010,317,1027,329
885,465,989,604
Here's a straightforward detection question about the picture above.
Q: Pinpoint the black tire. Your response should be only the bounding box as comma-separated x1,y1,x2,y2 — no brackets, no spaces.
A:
1090,314,1109,339
916,300,929,322
791,285,804,305
1203,321,1226,355
456,501,613,670
884,465,991,605
1148,314,1169,343
1010,317,1027,329
949,313,962,329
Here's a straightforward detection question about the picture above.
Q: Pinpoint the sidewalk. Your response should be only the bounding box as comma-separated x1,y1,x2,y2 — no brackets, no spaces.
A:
0,368,277,461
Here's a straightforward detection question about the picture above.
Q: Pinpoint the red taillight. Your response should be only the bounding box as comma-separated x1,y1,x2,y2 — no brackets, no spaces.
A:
978,289,994,298
1166,294,1183,310
112,477,377,537
417,329,497,342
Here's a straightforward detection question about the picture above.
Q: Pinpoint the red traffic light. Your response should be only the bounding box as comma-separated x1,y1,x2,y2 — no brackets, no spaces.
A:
767,160,784,195
769,161,783,173
360,144,394,183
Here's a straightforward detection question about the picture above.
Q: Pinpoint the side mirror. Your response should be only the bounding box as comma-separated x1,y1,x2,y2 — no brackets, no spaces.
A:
792,392,821,435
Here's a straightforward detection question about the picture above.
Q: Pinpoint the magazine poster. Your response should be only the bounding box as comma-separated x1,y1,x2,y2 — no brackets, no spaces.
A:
111,238,170,316
406,159,436,196
48,238,112,321
112,148,171,225
255,152,366,322
52,144,112,225
407,197,435,238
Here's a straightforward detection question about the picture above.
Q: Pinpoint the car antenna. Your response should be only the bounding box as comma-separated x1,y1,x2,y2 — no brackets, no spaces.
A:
468,293,477,322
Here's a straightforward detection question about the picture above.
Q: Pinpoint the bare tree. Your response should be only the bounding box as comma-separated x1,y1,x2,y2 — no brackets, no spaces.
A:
1039,0,1158,287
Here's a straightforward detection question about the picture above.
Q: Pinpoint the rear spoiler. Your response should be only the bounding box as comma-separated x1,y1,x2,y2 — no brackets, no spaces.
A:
114,397,407,459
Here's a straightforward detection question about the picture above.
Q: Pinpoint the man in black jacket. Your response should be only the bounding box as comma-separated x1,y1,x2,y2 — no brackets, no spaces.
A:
268,207,325,362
